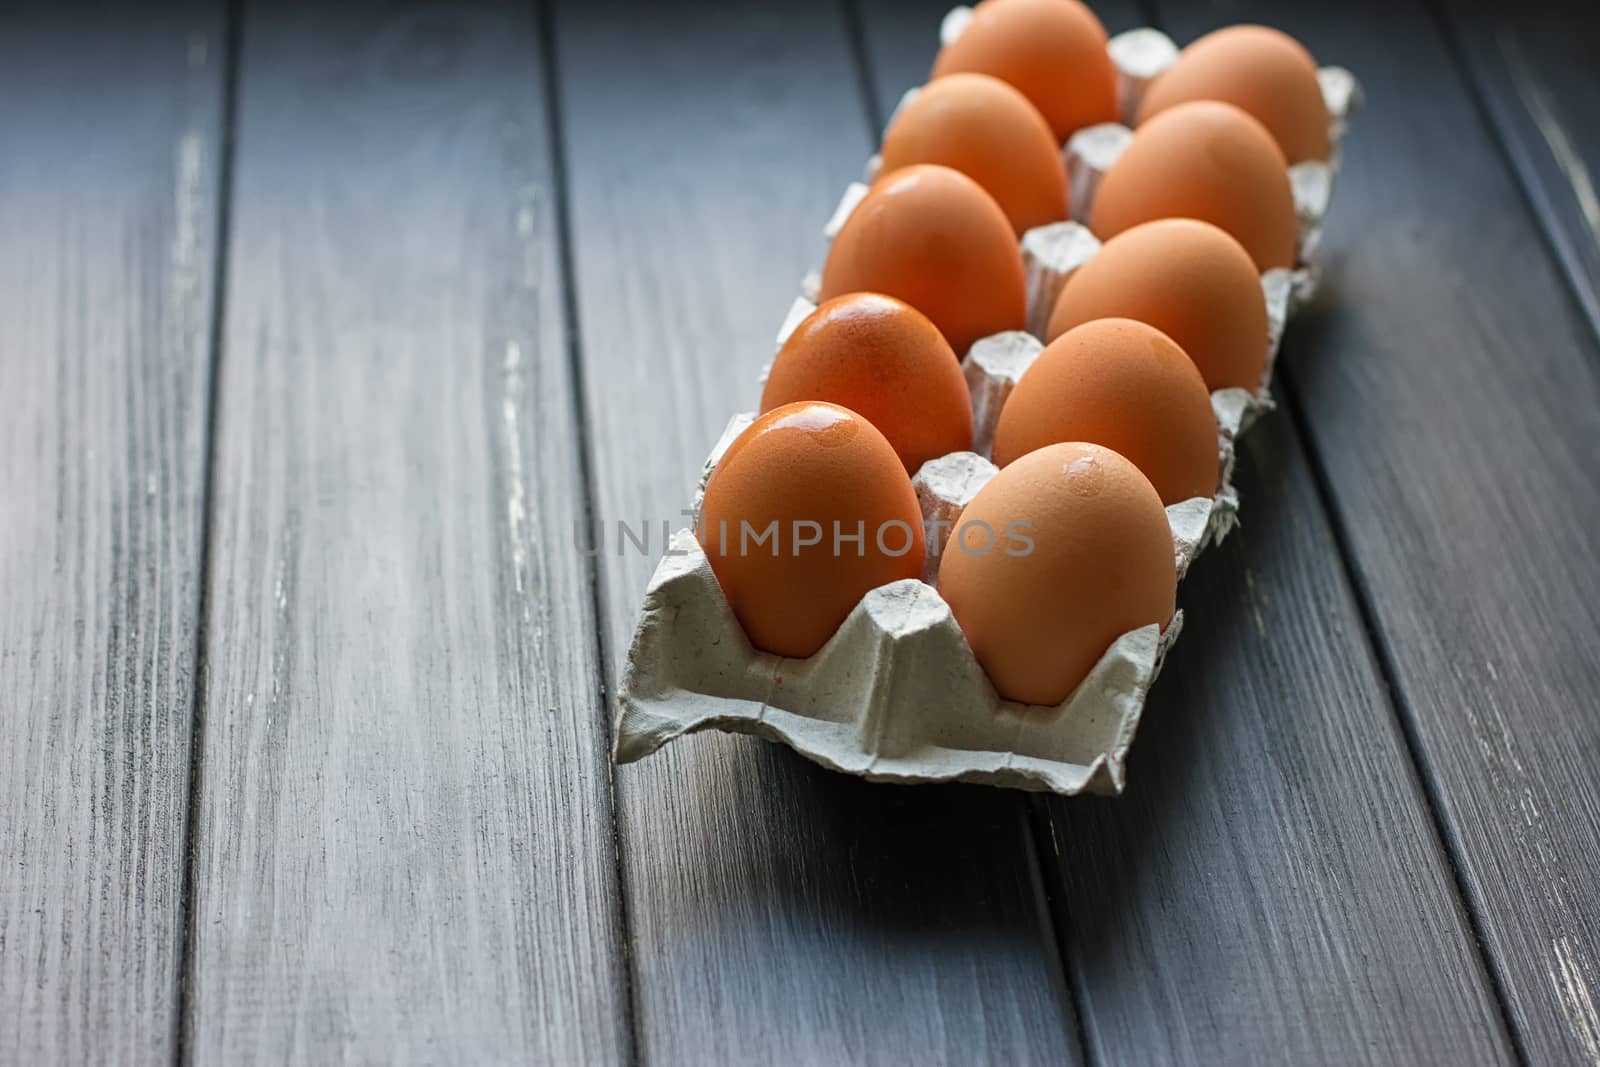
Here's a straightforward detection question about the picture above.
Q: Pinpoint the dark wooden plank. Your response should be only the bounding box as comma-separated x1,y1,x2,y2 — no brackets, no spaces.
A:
0,6,224,1063
1044,424,1514,1066
1153,1,1600,1064
1440,0,1600,345
183,2,628,1060
551,2,1078,1062
858,1,1516,1062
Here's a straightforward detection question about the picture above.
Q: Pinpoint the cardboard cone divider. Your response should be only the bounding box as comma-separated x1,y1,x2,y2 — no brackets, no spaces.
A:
613,21,1362,795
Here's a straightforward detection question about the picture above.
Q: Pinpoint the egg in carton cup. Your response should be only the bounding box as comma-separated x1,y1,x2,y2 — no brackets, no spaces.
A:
612,23,1361,796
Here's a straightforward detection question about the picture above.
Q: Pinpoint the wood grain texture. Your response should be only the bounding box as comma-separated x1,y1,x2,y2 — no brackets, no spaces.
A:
551,1,1077,1062
858,1,1516,1062
1439,0,1600,351
1156,1,1600,1063
1044,424,1513,1066
183,2,627,1061
0,6,224,1063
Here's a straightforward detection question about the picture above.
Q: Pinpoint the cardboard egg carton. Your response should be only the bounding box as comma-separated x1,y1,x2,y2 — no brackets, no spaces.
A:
616,529,1182,794
612,21,1361,796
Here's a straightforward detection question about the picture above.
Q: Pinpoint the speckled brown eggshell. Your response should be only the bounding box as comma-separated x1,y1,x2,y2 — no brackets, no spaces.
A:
931,0,1118,141
821,164,1027,357
1138,25,1331,163
992,318,1218,505
1047,218,1269,391
761,293,974,474
938,442,1176,706
1089,100,1298,271
698,402,926,660
880,72,1068,235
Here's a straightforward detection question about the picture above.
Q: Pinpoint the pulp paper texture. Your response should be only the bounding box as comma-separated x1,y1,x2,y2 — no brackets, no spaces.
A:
613,24,1360,795
616,530,1182,795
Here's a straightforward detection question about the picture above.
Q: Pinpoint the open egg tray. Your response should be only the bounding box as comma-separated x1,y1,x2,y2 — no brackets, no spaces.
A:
613,18,1362,796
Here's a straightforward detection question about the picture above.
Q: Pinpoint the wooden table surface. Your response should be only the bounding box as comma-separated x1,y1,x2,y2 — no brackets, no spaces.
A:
3,0,1597,1063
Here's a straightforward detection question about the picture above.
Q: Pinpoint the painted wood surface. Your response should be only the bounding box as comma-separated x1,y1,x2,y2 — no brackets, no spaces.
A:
0,6,225,1063
1154,2,1600,1064
3,1,1599,1063
1041,423,1514,1066
1441,0,1600,345
859,1,1517,1062
551,0,1079,1062
181,2,627,1061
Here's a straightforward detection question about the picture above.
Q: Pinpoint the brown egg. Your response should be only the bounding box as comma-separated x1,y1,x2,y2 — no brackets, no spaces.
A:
931,0,1117,141
1138,25,1330,163
992,318,1217,504
761,293,974,473
1047,218,1269,391
881,73,1068,235
1090,100,1297,271
822,164,1026,357
699,402,926,659
939,442,1176,705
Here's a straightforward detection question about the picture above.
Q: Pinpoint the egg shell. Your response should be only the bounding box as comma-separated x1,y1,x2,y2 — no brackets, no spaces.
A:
612,11,1362,796
939,442,1176,706
1090,99,1298,271
698,402,926,660
932,0,1117,141
992,318,1218,504
880,72,1068,235
1138,25,1330,163
1048,218,1270,391
821,164,1026,357
761,293,974,473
